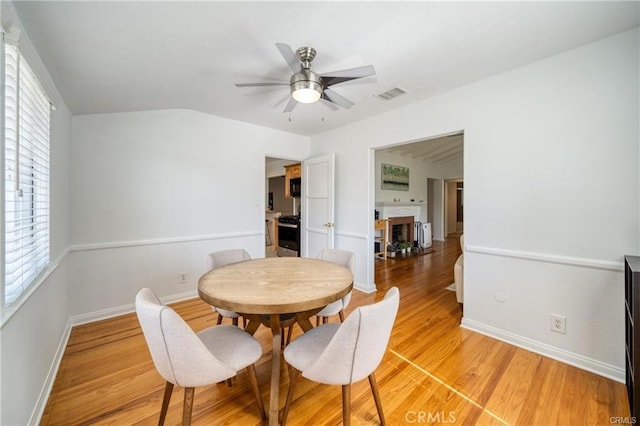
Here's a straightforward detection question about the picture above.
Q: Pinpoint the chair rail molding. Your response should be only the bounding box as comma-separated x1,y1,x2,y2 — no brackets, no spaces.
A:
70,230,262,252
465,244,623,272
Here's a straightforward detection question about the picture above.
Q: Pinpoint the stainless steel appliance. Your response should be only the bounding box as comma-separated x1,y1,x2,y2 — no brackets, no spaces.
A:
277,215,300,257
289,178,301,197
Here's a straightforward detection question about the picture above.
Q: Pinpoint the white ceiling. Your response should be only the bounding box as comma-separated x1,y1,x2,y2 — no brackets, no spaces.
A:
9,1,640,137
384,133,464,165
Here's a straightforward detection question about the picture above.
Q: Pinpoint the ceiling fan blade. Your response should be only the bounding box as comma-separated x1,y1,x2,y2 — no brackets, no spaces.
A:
320,98,340,111
273,92,293,108
320,65,376,86
283,97,298,113
322,88,354,109
275,43,301,73
234,82,289,87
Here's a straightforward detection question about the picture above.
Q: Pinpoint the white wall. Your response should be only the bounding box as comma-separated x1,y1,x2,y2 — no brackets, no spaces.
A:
0,42,72,426
375,150,441,205
310,28,639,380
69,109,309,316
1,3,73,425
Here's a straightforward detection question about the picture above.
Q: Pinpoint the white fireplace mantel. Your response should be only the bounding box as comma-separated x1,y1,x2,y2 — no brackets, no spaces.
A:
375,202,424,221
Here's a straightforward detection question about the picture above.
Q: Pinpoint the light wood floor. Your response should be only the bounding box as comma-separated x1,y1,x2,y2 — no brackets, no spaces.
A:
42,236,629,425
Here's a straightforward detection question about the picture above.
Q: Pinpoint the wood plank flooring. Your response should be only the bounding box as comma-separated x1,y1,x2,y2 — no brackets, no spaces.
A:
41,235,629,425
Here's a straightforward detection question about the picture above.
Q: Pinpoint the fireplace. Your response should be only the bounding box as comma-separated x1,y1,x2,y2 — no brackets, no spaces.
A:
389,216,414,244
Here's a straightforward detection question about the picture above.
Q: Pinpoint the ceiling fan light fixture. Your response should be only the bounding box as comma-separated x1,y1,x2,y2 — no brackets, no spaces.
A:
290,70,322,104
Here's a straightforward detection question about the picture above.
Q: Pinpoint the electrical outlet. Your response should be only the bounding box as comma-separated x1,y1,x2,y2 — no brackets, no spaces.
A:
550,314,566,334
178,272,188,284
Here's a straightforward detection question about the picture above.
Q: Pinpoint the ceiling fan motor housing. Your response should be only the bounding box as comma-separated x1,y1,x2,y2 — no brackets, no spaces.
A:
290,69,323,103
296,46,316,69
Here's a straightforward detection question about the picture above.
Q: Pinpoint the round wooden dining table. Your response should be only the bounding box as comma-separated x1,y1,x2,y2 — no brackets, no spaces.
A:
198,256,353,425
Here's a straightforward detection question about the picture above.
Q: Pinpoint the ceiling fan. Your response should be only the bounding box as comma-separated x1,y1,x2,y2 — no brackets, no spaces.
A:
235,43,376,113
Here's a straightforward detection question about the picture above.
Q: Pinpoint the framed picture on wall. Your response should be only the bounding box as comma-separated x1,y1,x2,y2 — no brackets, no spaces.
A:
381,163,409,191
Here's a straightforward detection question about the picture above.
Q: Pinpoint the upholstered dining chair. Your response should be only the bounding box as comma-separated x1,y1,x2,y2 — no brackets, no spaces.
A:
281,287,400,426
207,249,251,327
314,248,356,325
135,288,265,425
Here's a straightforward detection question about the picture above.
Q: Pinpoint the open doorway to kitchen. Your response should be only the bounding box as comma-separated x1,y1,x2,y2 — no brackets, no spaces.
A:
373,132,463,263
265,157,302,257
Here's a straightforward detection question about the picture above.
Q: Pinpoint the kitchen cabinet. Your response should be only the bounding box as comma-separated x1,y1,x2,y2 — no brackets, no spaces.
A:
284,163,301,198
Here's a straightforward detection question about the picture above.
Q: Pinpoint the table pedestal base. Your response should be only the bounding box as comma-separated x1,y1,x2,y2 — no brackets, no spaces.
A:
242,309,322,425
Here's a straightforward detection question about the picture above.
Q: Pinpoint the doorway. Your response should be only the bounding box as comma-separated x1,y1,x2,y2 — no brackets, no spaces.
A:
445,179,464,237
374,132,463,245
265,156,301,257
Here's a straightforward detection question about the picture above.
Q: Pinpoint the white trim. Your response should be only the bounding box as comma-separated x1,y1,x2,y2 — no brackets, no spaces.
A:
29,317,73,426
69,231,261,252
29,290,198,425
0,247,69,328
1,2,63,108
465,244,624,272
354,284,377,294
70,290,199,326
461,318,625,383
334,230,368,240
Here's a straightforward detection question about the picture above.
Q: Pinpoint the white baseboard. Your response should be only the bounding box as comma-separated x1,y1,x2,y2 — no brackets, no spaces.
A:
30,289,200,424
70,289,199,326
461,318,625,383
29,318,73,426
355,283,377,294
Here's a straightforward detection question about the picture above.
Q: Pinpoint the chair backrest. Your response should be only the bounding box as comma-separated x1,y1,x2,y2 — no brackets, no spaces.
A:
302,287,400,385
135,288,236,387
316,248,356,275
207,249,251,271
316,248,356,308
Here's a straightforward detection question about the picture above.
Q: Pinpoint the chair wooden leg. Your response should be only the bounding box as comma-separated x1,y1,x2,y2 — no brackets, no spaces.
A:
232,317,239,327
342,384,351,426
158,381,173,426
216,314,223,325
182,387,195,426
246,364,266,420
338,310,345,322
316,316,320,327
368,373,386,426
286,324,294,345
323,316,329,324
280,367,300,425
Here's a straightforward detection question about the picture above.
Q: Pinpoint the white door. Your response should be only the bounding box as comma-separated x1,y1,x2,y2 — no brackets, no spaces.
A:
301,154,335,257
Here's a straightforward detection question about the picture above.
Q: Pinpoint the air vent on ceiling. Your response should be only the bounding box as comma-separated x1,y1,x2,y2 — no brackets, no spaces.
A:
375,86,407,101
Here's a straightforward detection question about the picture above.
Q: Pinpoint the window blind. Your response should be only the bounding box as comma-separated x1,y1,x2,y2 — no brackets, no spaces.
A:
3,42,51,305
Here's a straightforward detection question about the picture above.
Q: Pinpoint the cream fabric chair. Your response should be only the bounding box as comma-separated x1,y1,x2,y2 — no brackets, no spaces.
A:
281,287,400,426
454,234,464,308
135,288,265,425
207,249,251,326
315,248,356,324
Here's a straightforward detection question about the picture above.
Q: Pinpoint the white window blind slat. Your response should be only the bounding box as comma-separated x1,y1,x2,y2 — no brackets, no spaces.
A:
3,42,51,305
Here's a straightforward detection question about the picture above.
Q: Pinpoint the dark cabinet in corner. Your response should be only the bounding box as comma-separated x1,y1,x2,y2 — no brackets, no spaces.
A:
625,255,640,418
